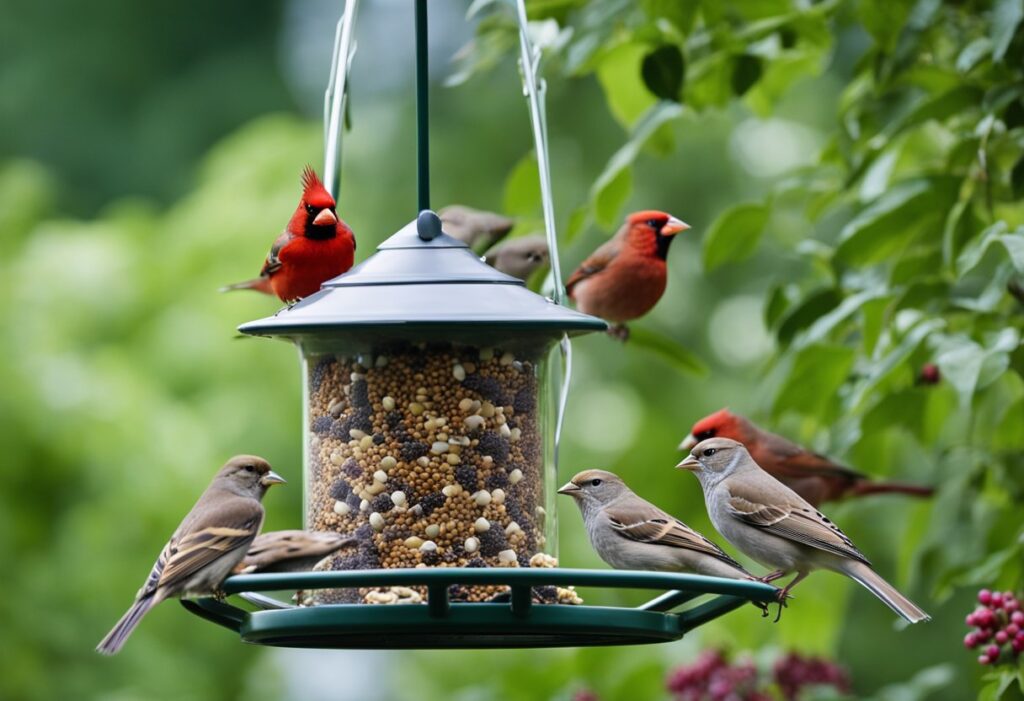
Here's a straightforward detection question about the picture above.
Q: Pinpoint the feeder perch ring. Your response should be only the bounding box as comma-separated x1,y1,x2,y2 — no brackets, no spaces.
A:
181,568,777,649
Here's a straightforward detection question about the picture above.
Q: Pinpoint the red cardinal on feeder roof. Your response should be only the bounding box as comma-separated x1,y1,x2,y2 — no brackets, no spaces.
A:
566,210,689,338
679,409,934,507
223,166,356,303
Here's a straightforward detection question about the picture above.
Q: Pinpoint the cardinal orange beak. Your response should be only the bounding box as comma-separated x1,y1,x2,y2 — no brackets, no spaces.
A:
313,208,338,226
676,455,701,472
661,217,690,236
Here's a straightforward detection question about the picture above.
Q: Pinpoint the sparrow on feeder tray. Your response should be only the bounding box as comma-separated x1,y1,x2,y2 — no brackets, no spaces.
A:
96,456,285,655
679,409,934,507
679,438,930,624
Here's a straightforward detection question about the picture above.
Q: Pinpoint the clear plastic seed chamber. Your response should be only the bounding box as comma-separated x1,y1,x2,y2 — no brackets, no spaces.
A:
239,216,606,605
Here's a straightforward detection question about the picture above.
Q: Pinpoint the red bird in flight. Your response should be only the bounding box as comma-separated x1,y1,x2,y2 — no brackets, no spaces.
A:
566,210,689,338
223,166,356,303
679,409,934,506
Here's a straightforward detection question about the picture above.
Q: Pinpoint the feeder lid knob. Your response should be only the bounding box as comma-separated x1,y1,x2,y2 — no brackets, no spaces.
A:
417,210,443,241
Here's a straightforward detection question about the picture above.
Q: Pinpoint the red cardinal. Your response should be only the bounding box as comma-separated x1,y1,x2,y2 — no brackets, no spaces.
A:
679,409,934,506
566,210,689,338
223,166,356,303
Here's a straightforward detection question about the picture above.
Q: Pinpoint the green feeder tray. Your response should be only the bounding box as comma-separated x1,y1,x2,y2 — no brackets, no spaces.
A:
182,568,777,649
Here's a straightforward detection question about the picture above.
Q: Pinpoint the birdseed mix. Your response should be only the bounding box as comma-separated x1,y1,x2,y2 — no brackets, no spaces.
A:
305,343,557,604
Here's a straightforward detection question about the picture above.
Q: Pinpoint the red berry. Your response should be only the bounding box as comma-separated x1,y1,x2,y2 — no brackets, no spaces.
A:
991,593,1004,608
979,654,992,665
965,633,979,648
979,589,993,605
919,364,941,385
996,631,1009,644
1006,598,1020,613
1013,638,1024,654
1013,612,1024,625
1007,624,1020,637
987,644,1001,659
977,629,992,642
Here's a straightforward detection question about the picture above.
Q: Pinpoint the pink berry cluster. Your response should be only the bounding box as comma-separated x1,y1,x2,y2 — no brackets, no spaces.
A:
666,650,767,701
964,589,1024,665
666,650,849,701
773,652,850,700
571,691,600,701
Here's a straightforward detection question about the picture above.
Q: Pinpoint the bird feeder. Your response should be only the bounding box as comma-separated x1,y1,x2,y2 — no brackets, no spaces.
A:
182,0,776,648
238,211,605,604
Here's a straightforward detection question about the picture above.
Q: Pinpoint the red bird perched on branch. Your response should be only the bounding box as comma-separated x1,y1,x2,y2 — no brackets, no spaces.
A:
222,166,356,303
566,210,689,338
679,409,934,507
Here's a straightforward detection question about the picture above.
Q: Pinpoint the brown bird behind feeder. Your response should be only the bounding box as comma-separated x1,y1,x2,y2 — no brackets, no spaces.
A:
237,530,357,573
439,205,515,252
485,234,549,281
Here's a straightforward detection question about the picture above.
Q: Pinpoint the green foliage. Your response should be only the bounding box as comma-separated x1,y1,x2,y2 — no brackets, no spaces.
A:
454,0,1024,698
5,0,1024,699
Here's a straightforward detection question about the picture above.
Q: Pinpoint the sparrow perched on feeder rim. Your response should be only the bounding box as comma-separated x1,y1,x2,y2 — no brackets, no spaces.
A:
679,409,934,506
222,166,356,303
566,210,689,340
438,204,515,251
558,469,761,581
485,234,549,281
678,438,930,624
96,456,285,655
237,530,356,573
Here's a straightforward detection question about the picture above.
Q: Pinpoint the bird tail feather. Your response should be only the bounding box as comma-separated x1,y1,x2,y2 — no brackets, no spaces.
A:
96,594,159,655
851,480,934,498
219,278,273,295
842,561,930,623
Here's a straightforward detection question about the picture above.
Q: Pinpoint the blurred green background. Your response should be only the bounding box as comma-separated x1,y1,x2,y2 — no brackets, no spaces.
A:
2,0,1023,699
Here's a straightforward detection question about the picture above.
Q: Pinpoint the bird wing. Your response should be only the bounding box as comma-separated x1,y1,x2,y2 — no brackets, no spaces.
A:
565,236,622,295
759,431,866,480
724,486,871,566
240,530,352,572
155,499,264,592
259,231,293,277
604,502,748,571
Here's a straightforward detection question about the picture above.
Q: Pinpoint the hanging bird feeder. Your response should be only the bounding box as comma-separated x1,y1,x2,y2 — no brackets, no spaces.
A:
182,0,776,648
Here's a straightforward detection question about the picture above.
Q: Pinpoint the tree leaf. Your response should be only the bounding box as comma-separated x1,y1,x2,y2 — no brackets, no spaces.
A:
933,328,1021,407
597,42,658,129
957,37,993,73
957,222,1024,276
772,344,855,419
848,315,945,410
641,45,684,101
775,288,843,346
702,202,769,271
992,0,1024,61
731,54,763,96
835,176,962,266
502,151,540,216
588,101,684,227
626,326,708,376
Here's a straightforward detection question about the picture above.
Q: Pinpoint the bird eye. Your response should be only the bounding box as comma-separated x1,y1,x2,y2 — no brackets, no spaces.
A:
647,218,663,229
305,204,315,214
702,448,717,457
243,465,255,472
590,478,602,486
